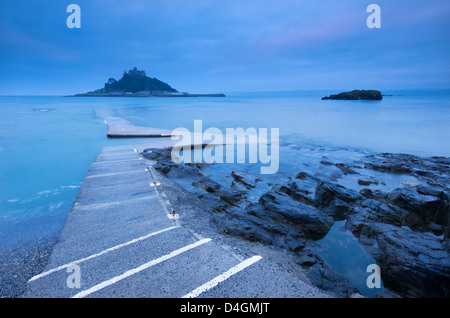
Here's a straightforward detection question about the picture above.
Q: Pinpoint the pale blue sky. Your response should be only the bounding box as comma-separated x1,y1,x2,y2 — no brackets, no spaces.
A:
1,0,449,95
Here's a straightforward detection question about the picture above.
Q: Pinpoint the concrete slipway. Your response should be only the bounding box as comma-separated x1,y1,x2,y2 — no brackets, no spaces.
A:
23,118,329,298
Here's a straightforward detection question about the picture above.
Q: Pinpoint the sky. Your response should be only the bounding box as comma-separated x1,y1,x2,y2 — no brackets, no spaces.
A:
0,0,449,95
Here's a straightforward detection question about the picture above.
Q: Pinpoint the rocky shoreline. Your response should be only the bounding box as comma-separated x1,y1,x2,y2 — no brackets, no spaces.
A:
0,238,56,298
143,147,450,298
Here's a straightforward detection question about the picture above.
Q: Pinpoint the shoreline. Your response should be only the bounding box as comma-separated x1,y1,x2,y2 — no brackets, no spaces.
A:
0,237,56,298
3,144,449,298
2,108,449,297
22,145,331,298
69,93,226,98
143,145,450,298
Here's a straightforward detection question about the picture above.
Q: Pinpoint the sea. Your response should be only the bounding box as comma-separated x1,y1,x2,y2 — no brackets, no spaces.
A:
1,90,449,297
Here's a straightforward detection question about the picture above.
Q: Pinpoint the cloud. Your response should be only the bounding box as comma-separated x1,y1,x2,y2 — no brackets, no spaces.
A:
0,0,449,93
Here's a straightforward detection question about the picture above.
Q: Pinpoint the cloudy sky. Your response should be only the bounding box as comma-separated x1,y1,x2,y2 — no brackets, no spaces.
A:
1,0,449,95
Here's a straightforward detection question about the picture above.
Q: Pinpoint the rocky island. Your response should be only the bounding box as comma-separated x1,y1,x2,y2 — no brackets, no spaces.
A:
322,90,382,101
73,67,225,97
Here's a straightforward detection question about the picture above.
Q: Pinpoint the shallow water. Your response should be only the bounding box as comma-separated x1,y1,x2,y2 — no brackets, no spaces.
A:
0,91,449,296
315,220,384,297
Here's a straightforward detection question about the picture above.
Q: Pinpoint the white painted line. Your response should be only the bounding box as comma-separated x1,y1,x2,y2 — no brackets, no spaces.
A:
72,238,212,298
86,170,144,179
28,226,180,282
182,255,263,298
92,159,142,165
73,194,156,211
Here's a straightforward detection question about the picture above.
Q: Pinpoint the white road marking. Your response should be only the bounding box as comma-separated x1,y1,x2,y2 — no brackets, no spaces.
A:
182,255,263,298
73,194,156,211
72,238,212,298
28,226,180,282
91,159,142,165
86,170,144,179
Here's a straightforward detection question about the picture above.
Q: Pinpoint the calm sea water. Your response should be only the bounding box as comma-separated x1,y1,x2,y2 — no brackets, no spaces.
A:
1,90,449,296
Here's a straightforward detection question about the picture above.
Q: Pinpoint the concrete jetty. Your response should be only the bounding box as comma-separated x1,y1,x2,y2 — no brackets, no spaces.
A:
106,117,175,138
23,144,328,298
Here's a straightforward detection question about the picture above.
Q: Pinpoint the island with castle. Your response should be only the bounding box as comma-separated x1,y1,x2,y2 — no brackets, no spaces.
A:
73,67,225,97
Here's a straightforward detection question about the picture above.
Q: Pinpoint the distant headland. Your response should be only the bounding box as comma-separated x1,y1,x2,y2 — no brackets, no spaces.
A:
72,67,225,97
322,89,382,100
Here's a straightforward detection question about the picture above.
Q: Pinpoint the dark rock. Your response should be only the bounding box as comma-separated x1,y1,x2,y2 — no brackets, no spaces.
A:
295,172,317,180
416,184,445,197
231,170,261,190
192,177,221,194
294,247,359,297
257,190,334,240
214,209,279,246
313,181,360,220
153,161,205,179
358,178,379,186
144,146,450,298
347,199,408,231
305,260,360,297
335,163,359,175
322,90,382,101
192,177,243,207
216,204,307,252
388,187,447,232
364,162,412,174
278,173,319,205
348,222,450,297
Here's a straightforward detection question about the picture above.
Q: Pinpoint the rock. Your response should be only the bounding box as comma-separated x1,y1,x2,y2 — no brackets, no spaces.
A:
144,146,450,298
293,247,360,297
305,261,360,297
192,177,243,207
320,160,334,166
278,172,319,205
214,209,280,246
216,204,307,252
296,248,323,267
362,153,417,174
335,163,359,175
349,222,450,297
153,161,205,179
230,170,261,190
347,199,408,231
295,172,316,180
364,162,412,174
256,190,334,240
192,177,221,194
358,178,379,186
388,187,448,232
313,181,361,220
416,184,445,197
322,90,383,101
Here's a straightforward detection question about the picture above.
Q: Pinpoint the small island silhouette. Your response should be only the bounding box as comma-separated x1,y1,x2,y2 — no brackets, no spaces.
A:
322,89,382,100
73,67,225,97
